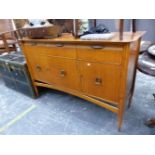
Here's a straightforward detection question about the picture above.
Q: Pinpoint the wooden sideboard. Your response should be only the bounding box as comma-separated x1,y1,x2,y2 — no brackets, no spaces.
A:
20,32,144,130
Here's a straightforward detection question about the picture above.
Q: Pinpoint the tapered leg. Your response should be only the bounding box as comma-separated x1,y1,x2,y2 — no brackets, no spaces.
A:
127,70,137,108
128,93,133,108
117,104,125,131
34,84,39,97
118,112,124,131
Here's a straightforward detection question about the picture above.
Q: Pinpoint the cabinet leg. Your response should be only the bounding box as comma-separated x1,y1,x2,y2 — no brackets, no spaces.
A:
127,62,138,108
34,85,39,97
117,104,125,131
118,113,123,131
128,95,133,108
127,81,136,109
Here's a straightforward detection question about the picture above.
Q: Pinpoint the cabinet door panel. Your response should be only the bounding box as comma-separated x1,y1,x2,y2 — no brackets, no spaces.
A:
27,55,51,83
79,61,121,103
48,57,80,90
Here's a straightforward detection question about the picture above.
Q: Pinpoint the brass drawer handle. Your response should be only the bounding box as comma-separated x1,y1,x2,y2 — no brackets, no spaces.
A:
60,69,66,77
95,77,102,85
91,45,104,49
36,65,41,71
55,43,64,47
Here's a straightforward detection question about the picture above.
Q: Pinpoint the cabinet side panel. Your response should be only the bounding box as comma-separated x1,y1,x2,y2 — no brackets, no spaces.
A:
126,39,141,103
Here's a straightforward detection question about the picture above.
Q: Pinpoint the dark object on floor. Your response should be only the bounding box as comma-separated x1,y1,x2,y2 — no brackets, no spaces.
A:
138,43,155,127
0,51,36,98
144,93,155,128
153,94,155,100
145,118,155,128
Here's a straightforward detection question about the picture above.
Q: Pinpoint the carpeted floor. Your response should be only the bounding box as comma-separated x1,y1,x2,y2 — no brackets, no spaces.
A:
0,71,155,135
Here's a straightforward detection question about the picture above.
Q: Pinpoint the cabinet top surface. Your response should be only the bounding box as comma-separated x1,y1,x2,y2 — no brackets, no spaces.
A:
21,31,145,44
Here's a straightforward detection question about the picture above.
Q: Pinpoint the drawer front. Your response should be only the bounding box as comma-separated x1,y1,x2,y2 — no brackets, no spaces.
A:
77,45,123,64
79,61,121,103
27,55,52,83
23,43,76,59
48,57,80,90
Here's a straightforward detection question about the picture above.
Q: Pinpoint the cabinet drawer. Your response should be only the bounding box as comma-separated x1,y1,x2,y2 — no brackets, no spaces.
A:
23,43,76,59
79,61,121,103
48,57,80,90
77,45,123,64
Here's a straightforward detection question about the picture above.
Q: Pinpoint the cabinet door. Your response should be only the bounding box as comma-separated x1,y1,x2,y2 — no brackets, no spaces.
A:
28,54,51,83
79,61,121,103
48,57,80,90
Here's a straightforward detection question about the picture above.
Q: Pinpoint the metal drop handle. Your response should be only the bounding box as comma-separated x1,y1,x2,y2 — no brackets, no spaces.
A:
60,69,66,77
55,43,64,47
95,77,102,85
91,45,104,49
36,65,41,71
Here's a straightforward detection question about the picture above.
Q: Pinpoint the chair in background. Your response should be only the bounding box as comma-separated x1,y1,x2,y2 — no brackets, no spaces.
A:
0,19,16,54
0,30,21,54
138,42,155,127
